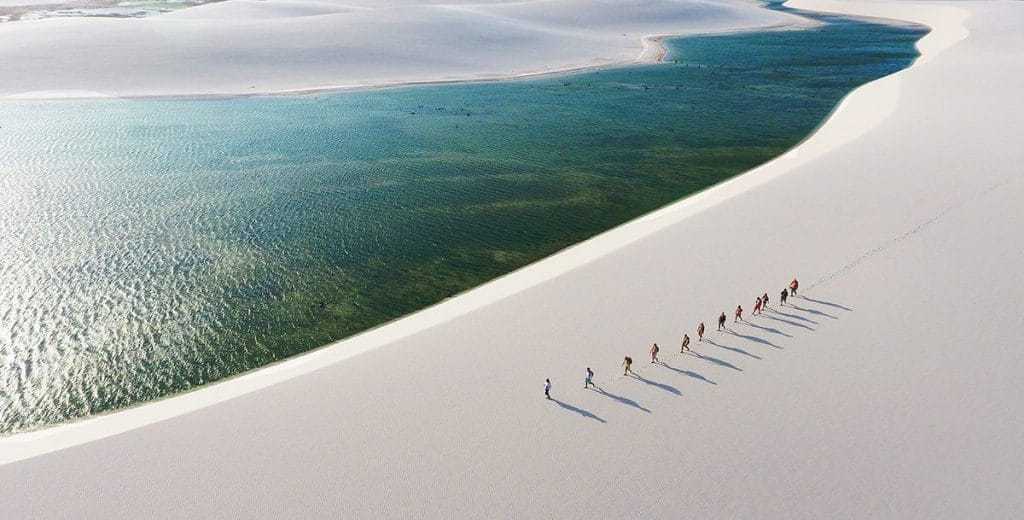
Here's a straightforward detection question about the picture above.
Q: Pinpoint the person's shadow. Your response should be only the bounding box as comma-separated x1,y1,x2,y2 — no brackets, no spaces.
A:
764,313,816,331
729,331,782,350
630,372,682,395
593,386,652,413
790,304,838,320
551,398,606,423
801,296,853,312
656,361,717,385
773,308,818,324
707,337,763,359
686,351,743,372
745,321,792,338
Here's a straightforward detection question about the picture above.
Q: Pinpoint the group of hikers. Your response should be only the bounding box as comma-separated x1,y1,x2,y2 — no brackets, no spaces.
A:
545,278,800,400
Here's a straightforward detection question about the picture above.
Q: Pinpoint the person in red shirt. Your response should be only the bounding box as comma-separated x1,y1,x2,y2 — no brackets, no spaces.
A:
734,305,743,323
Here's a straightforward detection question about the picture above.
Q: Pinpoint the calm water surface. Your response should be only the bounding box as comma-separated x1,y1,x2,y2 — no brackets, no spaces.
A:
0,6,925,432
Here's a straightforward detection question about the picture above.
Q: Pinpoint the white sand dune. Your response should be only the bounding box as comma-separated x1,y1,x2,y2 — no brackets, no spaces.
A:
0,0,806,98
0,0,62,6
3,0,1024,517
161,0,360,20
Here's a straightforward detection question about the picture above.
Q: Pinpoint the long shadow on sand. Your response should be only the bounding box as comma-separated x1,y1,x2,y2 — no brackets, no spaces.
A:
551,398,606,423
763,313,816,331
631,372,681,396
707,337,763,359
656,361,717,385
801,296,853,312
593,387,652,413
730,330,782,350
744,321,792,338
772,309,817,324
686,351,743,372
790,304,838,320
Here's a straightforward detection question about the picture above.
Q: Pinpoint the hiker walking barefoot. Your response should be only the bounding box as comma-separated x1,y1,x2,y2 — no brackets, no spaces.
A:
545,378,552,400
734,305,743,323
697,322,706,342
585,367,595,389
790,278,799,297
650,343,660,363
718,312,727,331
681,334,691,353
780,288,788,306
623,356,634,376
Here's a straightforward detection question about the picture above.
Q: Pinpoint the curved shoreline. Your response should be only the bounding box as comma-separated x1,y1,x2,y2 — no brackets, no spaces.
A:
250,20,809,99
0,1,967,465
0,20,809,102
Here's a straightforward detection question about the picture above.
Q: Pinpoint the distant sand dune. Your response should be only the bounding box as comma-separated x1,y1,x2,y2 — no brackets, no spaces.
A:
0,0,808,98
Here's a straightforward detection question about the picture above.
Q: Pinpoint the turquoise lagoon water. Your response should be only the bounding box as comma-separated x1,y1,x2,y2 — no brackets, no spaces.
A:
0,7,926,432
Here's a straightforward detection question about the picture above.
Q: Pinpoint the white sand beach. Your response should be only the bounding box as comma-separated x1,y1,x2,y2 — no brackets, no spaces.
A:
2,0,1024,517
0,0,809,98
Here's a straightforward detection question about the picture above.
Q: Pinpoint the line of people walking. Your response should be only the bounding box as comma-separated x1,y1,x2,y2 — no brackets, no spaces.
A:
546,278,800,400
